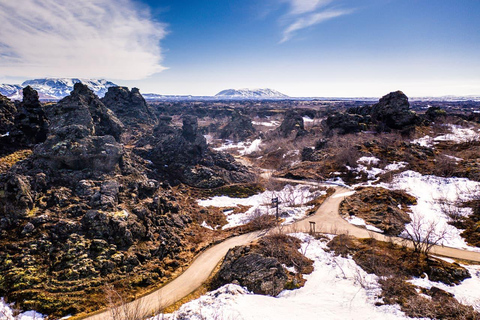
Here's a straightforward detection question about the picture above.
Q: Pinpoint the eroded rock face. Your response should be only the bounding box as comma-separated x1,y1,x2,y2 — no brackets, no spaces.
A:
102,86,157,126
219,112,256,142
213,245,287,296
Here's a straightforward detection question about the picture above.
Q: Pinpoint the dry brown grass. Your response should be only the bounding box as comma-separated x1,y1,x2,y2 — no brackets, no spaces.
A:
0,149,32,173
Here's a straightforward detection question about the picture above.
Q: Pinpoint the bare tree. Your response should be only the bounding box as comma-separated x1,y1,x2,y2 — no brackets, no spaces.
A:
403,213,449,257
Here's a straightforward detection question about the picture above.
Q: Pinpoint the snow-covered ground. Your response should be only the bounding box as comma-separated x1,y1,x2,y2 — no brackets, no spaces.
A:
380,170,480,251
154,233,410,320
412,124,480,147
198,184,326,229
0,298,45,320
213,139,262,155
347,156,407,183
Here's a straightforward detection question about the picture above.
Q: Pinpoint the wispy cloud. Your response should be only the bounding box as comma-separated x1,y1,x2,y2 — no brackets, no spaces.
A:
280,0,353,43
0,0,166,80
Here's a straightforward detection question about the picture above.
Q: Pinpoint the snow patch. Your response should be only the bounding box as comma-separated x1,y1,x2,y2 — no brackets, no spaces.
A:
214,139,262,155
198,184,325,228
0,298,45,320
380,170,480,251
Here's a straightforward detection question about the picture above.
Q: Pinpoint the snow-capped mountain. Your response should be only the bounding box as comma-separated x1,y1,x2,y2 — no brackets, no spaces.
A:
0,84,23,100
215,88,289,99
0,78,117,100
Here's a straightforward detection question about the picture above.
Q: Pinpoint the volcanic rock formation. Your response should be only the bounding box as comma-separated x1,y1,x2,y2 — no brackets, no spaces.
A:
102,86,157,126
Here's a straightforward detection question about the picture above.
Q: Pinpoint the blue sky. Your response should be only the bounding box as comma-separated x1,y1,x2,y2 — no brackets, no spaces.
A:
0,0,479,97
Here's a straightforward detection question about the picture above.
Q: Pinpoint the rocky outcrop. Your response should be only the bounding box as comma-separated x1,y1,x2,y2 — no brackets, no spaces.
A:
425,106,447,121
33,83,124,172
145,115,255,188
277,110,307,138
48,83,123,140
0,87,49,153
102,86,157,126
213,245,288,296
324,112,369,135
340,187,416,236
0,94,17,153
13,86,49,145
325,91,421,134
219,112,256,141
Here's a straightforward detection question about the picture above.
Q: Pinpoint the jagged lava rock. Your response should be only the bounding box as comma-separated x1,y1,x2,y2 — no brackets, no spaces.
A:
146,115,255,187
13,86,49,145
219,111,256,142
277,110,307,138
34,83,124,171
102,86,157,126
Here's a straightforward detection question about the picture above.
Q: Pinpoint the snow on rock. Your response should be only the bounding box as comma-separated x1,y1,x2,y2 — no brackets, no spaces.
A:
380,170,480,251
198,184,325,228
346,216,384,233
155,234,410,320
0,298,45,320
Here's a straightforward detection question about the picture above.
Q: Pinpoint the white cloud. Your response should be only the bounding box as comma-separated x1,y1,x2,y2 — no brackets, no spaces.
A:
0,0,166,80
280,0,353,43
287,0,333,15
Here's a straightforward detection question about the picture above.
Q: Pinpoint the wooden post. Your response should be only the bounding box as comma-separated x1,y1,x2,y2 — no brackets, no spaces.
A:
309,221,316,235
272,197,279,221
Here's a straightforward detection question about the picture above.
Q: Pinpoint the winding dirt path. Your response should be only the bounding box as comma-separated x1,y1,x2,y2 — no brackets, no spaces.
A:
82,178,480,320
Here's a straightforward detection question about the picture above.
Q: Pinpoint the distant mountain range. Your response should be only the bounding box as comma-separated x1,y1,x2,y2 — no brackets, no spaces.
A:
1,79,479,102
0,78,117,100
215,88,289,99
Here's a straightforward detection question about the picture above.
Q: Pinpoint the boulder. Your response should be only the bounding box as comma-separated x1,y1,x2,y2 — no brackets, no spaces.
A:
213,245,287,296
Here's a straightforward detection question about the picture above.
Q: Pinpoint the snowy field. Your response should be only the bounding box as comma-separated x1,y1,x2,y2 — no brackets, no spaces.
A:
379,170,480,251
412,124,480,147
198,184,326,229
154,233,410,320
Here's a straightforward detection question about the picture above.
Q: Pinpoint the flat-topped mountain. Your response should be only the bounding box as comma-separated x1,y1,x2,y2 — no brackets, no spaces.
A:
0,78,117,100
215,88,289,99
